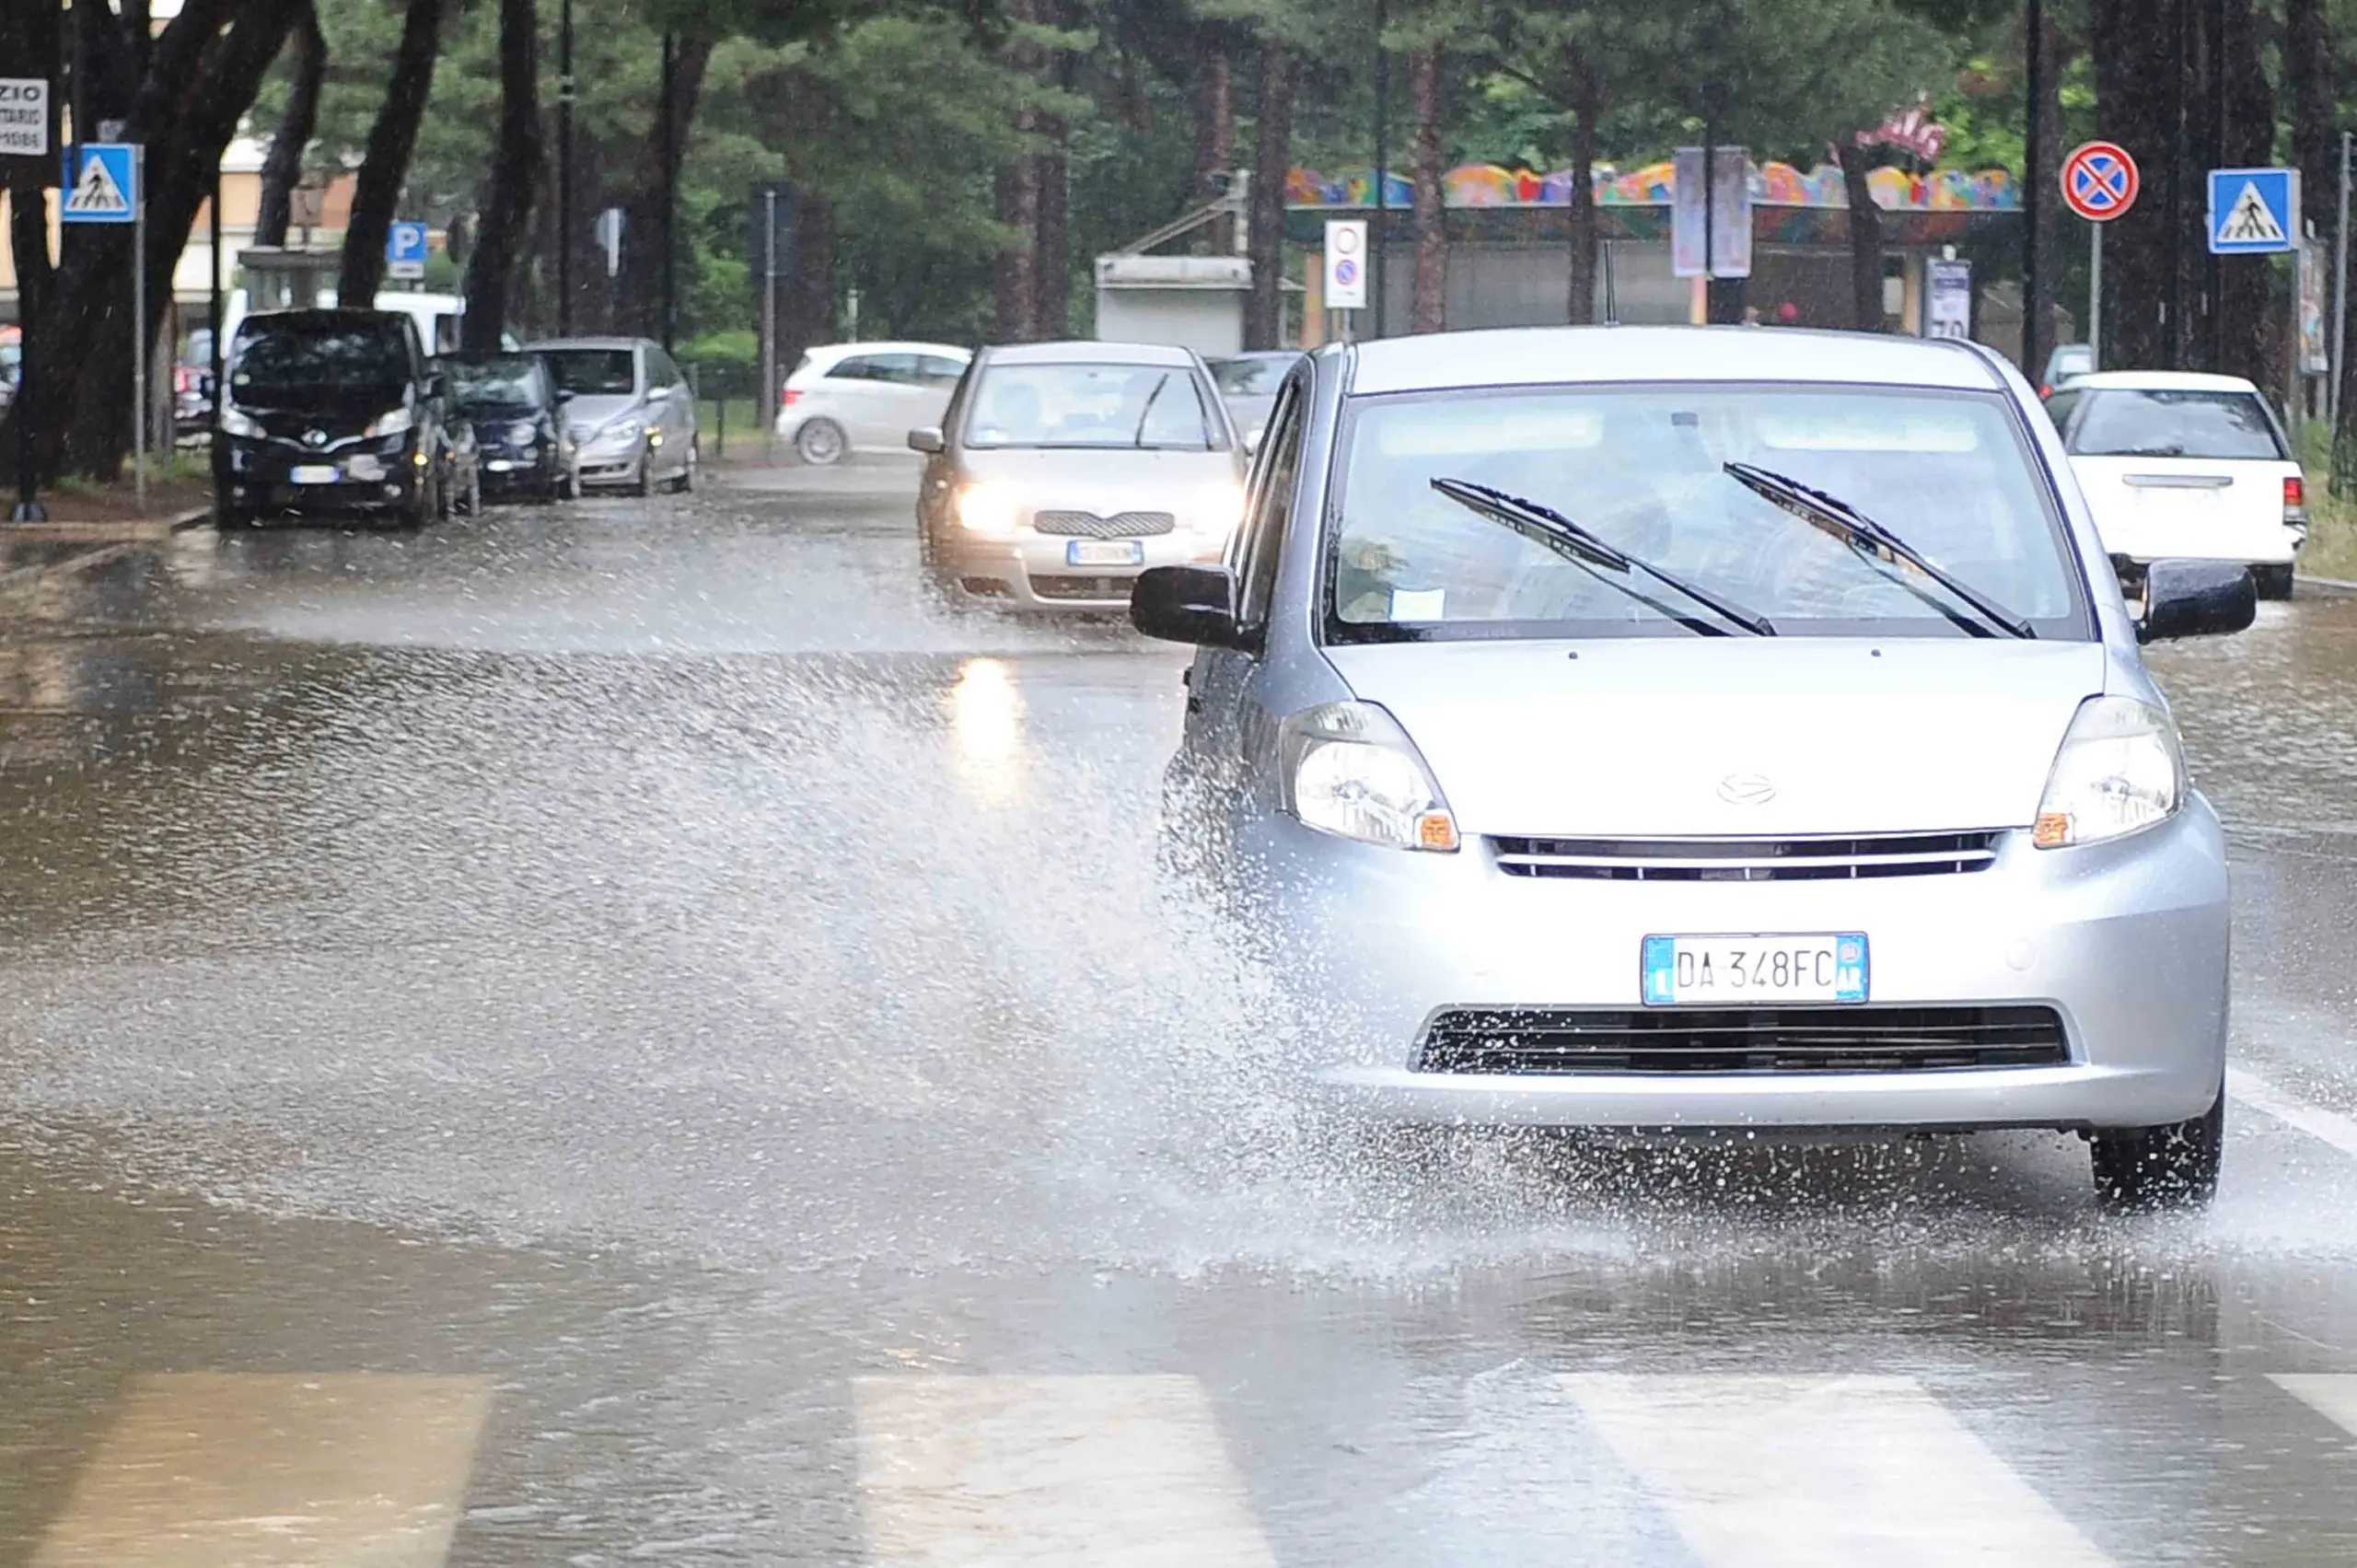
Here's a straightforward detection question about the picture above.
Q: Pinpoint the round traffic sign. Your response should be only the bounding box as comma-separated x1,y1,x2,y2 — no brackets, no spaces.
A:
2061,141,2139,222
1334,259,1359,285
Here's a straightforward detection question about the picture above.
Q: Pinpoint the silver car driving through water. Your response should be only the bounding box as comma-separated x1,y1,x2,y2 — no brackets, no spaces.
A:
1135,326,2255,1211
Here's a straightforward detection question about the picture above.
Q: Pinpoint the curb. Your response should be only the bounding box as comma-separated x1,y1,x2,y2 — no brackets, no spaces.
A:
2293,573,2357,597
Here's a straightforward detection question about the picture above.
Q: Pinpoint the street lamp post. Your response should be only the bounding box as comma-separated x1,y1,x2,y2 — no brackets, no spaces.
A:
557,0,574,334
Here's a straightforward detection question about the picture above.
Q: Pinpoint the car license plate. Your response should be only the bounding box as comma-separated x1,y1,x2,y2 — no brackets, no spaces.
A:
1067,539,1144,567
288,464,340,485
1642,933,1868,1005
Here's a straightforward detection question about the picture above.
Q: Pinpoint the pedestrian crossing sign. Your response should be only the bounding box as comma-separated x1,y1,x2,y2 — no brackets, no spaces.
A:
2209,166,2296,254
60,142,136,224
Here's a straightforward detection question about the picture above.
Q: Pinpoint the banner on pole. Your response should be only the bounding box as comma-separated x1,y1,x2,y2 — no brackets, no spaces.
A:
1670,146,1752,279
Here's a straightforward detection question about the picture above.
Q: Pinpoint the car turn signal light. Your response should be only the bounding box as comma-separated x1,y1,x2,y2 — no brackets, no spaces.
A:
2032,812,2073,848
1417,812,1461,852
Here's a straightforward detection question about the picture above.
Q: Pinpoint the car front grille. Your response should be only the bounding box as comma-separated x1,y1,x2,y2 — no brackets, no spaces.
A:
1032,509,1176,538
1489,831,2003,882
1029,575,1135,601
1414,1005,2068,1075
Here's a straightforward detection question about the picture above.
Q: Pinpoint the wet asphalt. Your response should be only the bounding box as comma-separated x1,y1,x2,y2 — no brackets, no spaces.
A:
2,466,2357,1563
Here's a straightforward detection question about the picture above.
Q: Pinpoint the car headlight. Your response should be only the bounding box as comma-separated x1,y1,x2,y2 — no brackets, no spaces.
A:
217,406,263,438
2033,695,2185,848
598,417,644,447
957,482,1021,536
365,406,415,438
1188,481,1247,540
507,420,539,445
1278,701,1459,852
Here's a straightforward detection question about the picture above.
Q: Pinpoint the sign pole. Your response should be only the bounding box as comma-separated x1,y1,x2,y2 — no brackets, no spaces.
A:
133,145,145,513
2333,130,2350,432
2088,223,2102,372
2290,244,2305,444
6,75,54,521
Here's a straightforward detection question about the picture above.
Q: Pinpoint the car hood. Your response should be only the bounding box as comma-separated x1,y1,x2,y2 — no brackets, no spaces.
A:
564,394,640,432
1322,636,2110,837
958,445,1241,507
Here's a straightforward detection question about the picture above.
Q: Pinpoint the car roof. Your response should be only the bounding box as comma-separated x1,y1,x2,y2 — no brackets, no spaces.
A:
2058,369,2262,393
237,308,410,333
1345,325,2007,395
807,341,970,361
983,339,1202,368
522,337,647,352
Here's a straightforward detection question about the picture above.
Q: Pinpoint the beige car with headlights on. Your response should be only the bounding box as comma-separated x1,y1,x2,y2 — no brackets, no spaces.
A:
909,341,1247,610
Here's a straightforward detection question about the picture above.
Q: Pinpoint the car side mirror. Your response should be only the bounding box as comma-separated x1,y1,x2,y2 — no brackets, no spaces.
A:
1242,426,1264,457
908,426,945,454
425,372,447,400
2137,558,2257,643
645,385,673,403
1132,564,1249,649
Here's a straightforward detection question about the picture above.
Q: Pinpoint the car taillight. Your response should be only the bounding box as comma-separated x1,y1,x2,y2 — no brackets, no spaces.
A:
2038,383,2052,399
174,366,193,394
2285,475,2307,520
782,388,801,407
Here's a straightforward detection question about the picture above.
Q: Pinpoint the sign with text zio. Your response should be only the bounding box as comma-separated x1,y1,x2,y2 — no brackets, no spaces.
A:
386,220,429,280
60,143,136,224
2209,167,2297,254
1324,218,1368,310
0,79,49,159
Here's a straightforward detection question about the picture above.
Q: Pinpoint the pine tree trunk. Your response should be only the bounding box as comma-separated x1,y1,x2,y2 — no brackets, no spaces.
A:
2090,0,2177,370
611,35,712,339
1193,46,1234,253
2213,0,2274,392
1838,141,1885,331
1564,52,1597,325
1245,41,1293,351
338,0,446,308
2023,7,2061,381
1409,44,1446,334
993,148,1040,343
1032,6,1074,339
254,0,324,249
459,0,541,351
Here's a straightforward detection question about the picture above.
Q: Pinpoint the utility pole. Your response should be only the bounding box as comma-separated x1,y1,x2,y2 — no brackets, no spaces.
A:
761,186,776,465
557,0,574,334
1371,0,1387,341
2332,129,2350,430
659,31,676,352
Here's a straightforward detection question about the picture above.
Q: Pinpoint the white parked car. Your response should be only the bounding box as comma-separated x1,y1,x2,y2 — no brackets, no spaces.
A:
2049,371,2306,598
775,342,971,465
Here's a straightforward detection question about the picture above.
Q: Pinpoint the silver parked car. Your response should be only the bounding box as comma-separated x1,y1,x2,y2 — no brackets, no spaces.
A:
910,341,1246,611
1135,325,2256,1210
528,336,699,495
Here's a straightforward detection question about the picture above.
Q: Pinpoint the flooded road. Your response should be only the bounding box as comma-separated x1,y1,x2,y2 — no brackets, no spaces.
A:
5,467,2357,1563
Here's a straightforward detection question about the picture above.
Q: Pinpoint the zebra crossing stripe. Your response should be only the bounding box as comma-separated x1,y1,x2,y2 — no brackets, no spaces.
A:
854,1374,1276,1566
30,1373,493,1566
2271,1374,2357,1437
1561,1374,2116,1567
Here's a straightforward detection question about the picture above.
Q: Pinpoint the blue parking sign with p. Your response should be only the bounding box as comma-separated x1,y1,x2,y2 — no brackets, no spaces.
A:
387,221,430,265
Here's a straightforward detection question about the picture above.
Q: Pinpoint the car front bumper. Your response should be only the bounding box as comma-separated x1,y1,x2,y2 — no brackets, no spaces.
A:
1235,802,2230,1133
215,435,426,512
940,528,1227,610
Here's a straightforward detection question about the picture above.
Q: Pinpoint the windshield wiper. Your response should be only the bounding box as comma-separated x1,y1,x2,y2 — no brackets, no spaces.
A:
1429,478,1776,636
1131,374,1172,447
1720,462,2035,639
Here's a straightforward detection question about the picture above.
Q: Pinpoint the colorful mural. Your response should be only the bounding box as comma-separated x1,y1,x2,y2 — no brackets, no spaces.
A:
1287,159,2019,213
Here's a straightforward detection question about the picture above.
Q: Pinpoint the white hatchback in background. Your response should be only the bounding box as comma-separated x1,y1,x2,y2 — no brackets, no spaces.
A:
775,342,970,465
2050,371,2306,598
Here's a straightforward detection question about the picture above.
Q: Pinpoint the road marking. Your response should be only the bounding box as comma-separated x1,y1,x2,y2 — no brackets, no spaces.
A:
2272,1374,2357,1436
854,1374,1276,1567
32,1373,493,1567
1561,1374,2114,1566
2228,1064,2357,1160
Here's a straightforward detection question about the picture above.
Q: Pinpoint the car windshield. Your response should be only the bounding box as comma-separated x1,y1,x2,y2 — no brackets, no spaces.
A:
229,325,409,401
541,349,637,396
965,363,1225,450
1210,356,1295,396
1327,385,2088,642
2066,388,2285,459
448,355,544,412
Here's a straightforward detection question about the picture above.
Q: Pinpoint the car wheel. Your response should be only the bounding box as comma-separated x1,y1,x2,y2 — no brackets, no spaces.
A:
633,455,655,497
2090,1087,2223,1213
214,485,246,528
673,442,697,494
795,418,847,467
2254,563,2294,599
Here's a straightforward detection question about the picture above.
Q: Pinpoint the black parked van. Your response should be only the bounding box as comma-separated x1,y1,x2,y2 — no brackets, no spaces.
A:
213,308,452,528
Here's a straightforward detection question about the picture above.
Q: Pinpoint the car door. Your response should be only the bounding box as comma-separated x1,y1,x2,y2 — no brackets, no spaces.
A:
644,344,691,477
1182,372,1304,799
914,354,969,438
856,353,927,451
819,354,888,449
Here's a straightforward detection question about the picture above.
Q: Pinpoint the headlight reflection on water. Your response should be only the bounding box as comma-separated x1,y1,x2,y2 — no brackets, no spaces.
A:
948,656,1026,805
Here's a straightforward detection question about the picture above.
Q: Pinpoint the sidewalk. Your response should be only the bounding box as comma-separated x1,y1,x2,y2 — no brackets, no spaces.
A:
6,471,214,540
